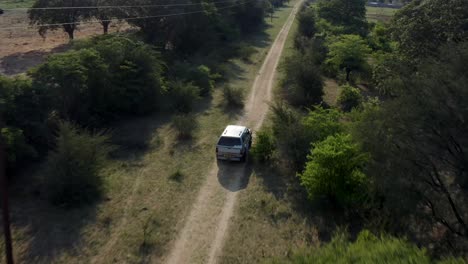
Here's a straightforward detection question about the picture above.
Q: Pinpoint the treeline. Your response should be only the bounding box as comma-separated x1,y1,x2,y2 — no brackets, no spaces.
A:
252,0,468,260
1,0,288,206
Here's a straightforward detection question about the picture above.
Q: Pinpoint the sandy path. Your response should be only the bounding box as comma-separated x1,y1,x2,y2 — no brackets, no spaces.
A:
164,1,303,263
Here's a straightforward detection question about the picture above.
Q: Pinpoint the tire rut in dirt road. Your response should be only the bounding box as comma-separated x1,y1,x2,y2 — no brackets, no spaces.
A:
164,2,303,263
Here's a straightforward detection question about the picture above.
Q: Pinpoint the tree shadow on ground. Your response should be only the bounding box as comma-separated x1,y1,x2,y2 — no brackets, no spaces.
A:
0,44,71,75
251,162,362,244
2,168,99,263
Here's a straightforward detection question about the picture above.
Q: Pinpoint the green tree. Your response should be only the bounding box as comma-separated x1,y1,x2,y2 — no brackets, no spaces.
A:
298,133,368,206
326,34,371,81
354,43,468,252
302,105,342,143
281,51,324,107
31,49,108,123
316,0,368,35
337,84,362,111
92,0,125,34
29,0,94,39
391,0,468,60
297,6,317,38
44,121,112,207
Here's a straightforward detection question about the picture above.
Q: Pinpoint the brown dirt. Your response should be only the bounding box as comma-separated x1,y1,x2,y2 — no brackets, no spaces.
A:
0,11,131,75
164,1,303,263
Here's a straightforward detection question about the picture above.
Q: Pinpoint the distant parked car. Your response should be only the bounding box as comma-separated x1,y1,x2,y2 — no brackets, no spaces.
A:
216,125,252,162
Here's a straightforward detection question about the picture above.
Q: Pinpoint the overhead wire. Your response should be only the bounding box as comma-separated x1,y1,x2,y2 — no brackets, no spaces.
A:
0,0,252,31
1,0,238,11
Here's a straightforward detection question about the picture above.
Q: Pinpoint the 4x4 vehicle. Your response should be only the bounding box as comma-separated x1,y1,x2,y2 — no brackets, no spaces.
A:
216,125,252,162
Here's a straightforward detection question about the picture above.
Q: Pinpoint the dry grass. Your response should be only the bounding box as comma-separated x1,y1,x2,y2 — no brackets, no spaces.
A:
323,78,341,107
218,164,342,264
0,1,303,263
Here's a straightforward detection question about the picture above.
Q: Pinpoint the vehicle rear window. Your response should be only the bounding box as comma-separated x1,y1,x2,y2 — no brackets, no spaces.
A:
217,137,241,146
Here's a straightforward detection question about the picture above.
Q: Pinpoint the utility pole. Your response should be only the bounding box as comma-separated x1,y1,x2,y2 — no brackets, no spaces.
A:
0,128,14,264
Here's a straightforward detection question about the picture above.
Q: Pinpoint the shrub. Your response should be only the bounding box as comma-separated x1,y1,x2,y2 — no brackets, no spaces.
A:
302,106,342,143
1,127,37,170
281,51,324,107
298,133,369,207
43,121,111,207
338,85,363,111
270,102,311,169
237,43,257,62
269,230,459,264
32,35,164,123
172,114,197,139
171,62,218,96
169,81,201,113
250,129,275,163
223,85,244,107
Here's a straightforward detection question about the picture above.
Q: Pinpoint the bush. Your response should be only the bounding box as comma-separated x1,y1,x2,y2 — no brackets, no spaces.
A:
169,81,201,113
172,114,197,139
302,106,342,143
281,51,324,107
270,102,311,169
338,85,363,111
171,62,218,96
43,121,111,207
236,43,257,62
1,127,37,170
223,85,244,107
298,133,369,207
270,230,461,264
250,129,275,163
32,35,164,123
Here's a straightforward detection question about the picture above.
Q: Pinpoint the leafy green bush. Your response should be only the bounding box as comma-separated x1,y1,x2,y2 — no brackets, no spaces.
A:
172,114,197,139
43,121,111,207
325,34,371,82
250,129,275,163
169,81,201,113
298,133,368,206
236,43,257,62
171,62,218,96
302,106,342,143
1,127,37,170
270,102,311,169
223,85,244,107
32,35,164,123
281,51,324,107
337,85,363,111
1,75,51,169
270,230,462,264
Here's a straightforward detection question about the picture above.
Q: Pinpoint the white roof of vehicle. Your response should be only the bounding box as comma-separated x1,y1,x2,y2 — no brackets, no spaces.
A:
221,125,247,138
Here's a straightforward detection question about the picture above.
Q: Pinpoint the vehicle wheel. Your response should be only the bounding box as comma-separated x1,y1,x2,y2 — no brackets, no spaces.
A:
240,153,246,162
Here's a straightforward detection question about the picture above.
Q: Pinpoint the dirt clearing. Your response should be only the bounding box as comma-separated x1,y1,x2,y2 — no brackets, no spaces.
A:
164,1,303,263
0,11,130,75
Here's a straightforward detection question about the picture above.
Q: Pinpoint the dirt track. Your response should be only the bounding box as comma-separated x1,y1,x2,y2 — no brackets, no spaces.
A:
164,1,303,263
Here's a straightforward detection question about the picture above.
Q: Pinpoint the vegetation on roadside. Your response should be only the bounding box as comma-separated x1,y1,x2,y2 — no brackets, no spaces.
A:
271,230,464,264
237,0,468,262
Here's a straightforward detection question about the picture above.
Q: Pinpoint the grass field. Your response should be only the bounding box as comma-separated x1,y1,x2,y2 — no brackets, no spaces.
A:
0,1,302,263
1,0,35,8
366,6,398,22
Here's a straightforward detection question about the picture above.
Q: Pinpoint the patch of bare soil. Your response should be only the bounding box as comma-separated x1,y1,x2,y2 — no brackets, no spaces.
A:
0,11,131,75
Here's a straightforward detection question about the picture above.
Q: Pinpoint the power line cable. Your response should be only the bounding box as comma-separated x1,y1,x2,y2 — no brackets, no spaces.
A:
1,0,238,11
0,0,251,31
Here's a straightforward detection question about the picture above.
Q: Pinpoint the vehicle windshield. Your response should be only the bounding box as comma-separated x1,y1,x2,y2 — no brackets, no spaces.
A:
217,137,241,146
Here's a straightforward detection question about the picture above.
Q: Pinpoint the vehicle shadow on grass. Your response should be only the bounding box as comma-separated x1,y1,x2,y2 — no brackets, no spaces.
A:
216,159,253,192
